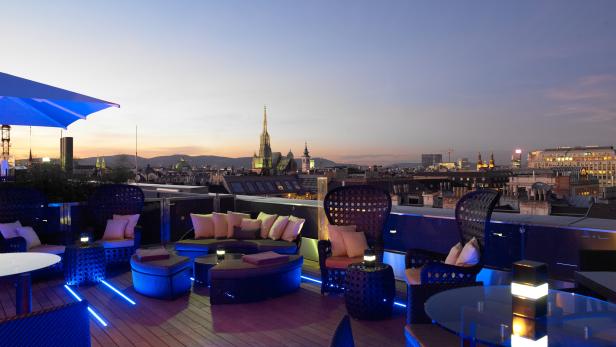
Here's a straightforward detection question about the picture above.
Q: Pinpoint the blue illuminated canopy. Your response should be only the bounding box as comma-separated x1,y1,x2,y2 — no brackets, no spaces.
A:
0,72,119,128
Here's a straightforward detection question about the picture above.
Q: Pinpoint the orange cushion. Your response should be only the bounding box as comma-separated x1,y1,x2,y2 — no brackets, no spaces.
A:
341,231,368,258
113,214,140,239
226,212,250,238
325,256,363,269
405,267,422,285
328,224,356,257
190,213,214,239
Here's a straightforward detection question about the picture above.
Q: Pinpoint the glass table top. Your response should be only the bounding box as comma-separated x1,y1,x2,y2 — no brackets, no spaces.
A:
425,285,616,346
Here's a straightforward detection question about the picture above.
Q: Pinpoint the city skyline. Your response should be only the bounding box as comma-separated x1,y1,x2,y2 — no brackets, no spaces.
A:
2,1,616,165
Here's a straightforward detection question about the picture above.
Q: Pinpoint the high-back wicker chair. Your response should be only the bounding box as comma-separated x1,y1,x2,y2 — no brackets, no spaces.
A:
404,189,500,323
318,185,392,294
87,184,144,265
0,186,48,253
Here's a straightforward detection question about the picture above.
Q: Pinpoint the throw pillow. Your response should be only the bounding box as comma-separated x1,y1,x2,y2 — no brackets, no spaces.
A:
240,218,261,232
113,214,140,239
268,216,289,240
341,231,368,258
257,212,278,239
328,224,356,257
232,226,260,240
0,221,22,239
212,212,228,239
444,242,463,265
226,211,251,238
190,213,214,239
456,237,481,267
15,226,42,250
281,216,305,242
102,219,128,241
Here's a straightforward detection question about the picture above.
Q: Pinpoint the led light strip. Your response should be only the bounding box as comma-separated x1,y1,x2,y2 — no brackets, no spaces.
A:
63,285,109,327
511,283,548,300
300,275,408,308
100,280,137,305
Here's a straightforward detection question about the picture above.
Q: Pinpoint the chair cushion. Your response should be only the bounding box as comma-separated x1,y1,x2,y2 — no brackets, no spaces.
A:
212,212,228,239
113,214,140,239
97,239,135,249
281,216,304,242
136,247,170,262
257,212,278,239
242,251,289,266
341,231,368,258
102,219,128,241
210,255,302,279
16,226,41,249
444,242,463,265
252,239,297,254
131,254,190,276
190,213,215,239
29,244,65,255
325,256,363,269
175,238,228,251
405,267,422,285
226,212,250,238
456,237,480,267
268,216,289,240
0,221,21,239
328,225,355,257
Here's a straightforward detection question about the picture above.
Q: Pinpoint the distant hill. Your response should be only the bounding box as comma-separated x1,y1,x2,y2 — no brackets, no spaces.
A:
76,154,343,170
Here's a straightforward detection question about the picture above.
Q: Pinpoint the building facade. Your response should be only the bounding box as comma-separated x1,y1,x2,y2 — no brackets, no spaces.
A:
421,154,442,168
528,146,616,187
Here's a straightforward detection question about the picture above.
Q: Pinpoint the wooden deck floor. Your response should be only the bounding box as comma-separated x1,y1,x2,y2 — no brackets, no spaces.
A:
0,267,406,347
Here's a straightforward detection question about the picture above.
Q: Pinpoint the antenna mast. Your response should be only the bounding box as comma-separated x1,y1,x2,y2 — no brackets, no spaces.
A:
135,125,138,172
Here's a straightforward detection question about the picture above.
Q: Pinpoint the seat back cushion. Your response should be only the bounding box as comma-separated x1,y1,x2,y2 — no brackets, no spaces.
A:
257,212,278,239
113,214,140,239
269,216,289,240
328,224,356,257
281,216,304,242
456,237,480,267
0,221,22,239
103,219,128,241
226,212,250,238
191,213,215,239
15,226,41,249
341,231,368,258
212,212,228,239
444,242,463,265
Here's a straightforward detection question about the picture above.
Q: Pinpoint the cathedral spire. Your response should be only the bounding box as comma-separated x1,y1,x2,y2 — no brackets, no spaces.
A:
304,141,310,156
263,105,268,133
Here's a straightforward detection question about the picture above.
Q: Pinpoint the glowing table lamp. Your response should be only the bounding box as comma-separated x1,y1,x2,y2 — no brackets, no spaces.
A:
363,249,376,267
511,260,549,347
80,233,91,246
216,248,226,261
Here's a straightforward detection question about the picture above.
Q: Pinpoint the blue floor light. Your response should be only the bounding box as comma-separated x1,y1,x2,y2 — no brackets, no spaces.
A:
63,285,109,327
100,280,137,305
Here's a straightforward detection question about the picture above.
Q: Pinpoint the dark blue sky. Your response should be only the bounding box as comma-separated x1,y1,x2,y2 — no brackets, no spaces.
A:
2,0,616,164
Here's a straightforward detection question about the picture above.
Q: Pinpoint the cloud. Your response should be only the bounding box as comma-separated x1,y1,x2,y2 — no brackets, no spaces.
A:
544,74,616,123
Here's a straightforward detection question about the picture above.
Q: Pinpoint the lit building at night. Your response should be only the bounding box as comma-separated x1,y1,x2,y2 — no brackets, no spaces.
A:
251,106,298,175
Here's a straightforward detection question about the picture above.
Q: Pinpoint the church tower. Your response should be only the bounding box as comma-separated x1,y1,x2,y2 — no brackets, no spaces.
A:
301,141,311,173
252,106,273,174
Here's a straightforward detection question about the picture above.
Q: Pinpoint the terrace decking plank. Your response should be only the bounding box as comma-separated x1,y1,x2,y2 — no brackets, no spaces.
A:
0,268,406,346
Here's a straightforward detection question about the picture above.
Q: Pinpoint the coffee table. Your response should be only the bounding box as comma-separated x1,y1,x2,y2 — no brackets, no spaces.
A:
345,262,395,320
64,244,106,285
425,285,616,346
193,253,243,286
0,252,61,315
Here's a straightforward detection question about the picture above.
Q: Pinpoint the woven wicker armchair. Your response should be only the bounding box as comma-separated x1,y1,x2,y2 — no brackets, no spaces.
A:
405,189,500,323
86,184,144,265
318,185,391,294
0,186,65,274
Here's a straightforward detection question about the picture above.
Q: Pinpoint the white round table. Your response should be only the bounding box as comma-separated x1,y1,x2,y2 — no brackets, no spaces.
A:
0,252,61,315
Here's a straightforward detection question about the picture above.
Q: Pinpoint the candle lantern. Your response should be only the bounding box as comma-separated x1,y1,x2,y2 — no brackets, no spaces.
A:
511,260,548,318
216,248,226,261
363,249,376,267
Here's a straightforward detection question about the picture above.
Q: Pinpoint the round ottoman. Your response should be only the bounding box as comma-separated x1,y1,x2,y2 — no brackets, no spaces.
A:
130,254,192,299
345,262,395,320
194,253,243,286
64,244,106,285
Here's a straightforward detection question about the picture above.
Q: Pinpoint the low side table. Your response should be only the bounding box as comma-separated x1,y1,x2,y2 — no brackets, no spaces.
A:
345,262,395,320
64,244,106,285
193,253,243,286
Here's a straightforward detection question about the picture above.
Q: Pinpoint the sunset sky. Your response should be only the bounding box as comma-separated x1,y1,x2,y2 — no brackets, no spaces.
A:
2,1,616,165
